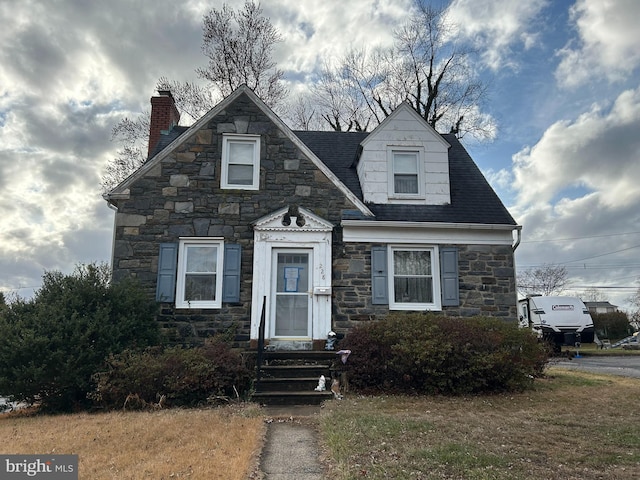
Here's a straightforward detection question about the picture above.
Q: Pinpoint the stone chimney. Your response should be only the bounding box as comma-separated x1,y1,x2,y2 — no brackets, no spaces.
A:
148,90,180,158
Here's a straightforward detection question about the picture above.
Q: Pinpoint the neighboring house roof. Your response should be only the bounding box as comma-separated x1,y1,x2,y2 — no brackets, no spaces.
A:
584,301,618,309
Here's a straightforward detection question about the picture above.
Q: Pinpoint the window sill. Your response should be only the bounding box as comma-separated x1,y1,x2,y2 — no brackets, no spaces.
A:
389,303,442,311
175,302,222,310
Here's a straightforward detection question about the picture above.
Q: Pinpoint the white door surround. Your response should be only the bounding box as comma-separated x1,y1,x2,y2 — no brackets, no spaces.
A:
250,207,333,342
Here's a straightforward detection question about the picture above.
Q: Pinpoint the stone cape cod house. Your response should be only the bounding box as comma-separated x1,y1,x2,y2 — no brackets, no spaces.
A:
104,85,521,349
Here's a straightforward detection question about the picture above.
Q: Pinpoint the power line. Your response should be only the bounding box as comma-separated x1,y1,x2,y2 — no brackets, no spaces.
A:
521,231,640,244
559,244,640,265
568,286,637,290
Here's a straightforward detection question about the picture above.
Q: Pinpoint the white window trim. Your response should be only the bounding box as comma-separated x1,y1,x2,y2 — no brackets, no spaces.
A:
387,146,425,199
221,134,260,190
176,237,224,309
388,245,441,311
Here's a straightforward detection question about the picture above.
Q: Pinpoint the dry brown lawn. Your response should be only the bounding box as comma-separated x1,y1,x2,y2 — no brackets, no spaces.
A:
0,404,265,479
319,367,640,479
4,366,640,479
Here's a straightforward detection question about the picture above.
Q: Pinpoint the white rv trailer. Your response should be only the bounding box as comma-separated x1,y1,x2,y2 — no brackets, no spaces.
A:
518,296,595,349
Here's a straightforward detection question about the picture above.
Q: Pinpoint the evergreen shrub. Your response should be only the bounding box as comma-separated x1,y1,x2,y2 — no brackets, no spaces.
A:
340,313,548,395
0,264,160,412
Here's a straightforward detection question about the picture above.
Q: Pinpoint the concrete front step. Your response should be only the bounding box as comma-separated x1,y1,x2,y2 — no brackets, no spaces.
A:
252,390,334,406
254,349,338,405
260,364,330,378
262,350,338,362
258,377,323,392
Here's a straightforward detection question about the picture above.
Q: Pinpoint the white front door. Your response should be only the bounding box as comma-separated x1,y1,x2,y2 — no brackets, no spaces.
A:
271,249,312,338
251,206,334,343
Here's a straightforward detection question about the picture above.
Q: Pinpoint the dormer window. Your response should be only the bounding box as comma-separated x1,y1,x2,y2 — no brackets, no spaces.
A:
221,134,260,190
388,147,424,198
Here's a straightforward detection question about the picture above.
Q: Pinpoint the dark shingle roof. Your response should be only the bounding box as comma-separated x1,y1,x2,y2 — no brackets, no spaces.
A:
294,131,368,199
150,125,515,226
148,126,189,159
296,131,516,226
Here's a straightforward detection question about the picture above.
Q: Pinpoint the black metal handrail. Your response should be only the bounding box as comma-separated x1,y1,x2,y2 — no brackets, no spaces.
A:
256,296,266,388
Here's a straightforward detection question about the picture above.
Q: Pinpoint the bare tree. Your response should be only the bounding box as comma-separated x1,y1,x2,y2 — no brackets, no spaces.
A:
154,78,217,125
311,1,495,137
629,280,640,329
581,287,605,302
288,94,322,131
103,1,285,192
197,1,287,107
517,264,569,297
101,114,150,191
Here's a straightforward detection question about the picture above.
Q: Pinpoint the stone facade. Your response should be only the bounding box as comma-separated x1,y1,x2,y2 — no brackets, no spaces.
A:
331,243,517,335
111,93,359,345
109,91,518,347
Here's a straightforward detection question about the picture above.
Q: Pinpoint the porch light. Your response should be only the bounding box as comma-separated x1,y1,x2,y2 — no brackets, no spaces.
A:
325,331,337,350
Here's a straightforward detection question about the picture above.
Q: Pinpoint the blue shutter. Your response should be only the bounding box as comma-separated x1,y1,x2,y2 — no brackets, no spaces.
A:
223,244,242,303
156,243,178,302
371,246,389,305
440,247,459,306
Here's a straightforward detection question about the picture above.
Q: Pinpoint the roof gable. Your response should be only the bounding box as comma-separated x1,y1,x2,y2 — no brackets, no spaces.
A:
104,87,516,228
356,101,452,206
105,86,373,217
361,102,450,150
298,130,516,226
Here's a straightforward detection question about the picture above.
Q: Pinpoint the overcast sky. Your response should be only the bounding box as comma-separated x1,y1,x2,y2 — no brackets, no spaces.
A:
1,0,639,311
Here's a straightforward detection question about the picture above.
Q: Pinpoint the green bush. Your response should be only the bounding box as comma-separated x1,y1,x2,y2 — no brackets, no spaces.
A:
592,311,633,340
90,338,252,410
0,263,160,412
340,313,548,395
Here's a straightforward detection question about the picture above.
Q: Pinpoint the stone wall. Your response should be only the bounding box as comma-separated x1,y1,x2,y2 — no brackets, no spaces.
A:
111,93,358,346
110,92,518,347
331,243,517,336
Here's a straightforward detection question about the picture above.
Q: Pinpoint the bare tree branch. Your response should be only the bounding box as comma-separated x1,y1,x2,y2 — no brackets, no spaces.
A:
197,1,287,107
517,264,569,297
103,1,286,191
317,1,495,138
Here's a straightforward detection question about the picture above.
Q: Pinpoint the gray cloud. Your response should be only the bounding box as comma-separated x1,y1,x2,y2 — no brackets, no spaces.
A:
1,0,639,313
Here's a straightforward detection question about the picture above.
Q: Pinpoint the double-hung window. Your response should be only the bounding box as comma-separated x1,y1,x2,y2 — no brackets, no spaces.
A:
175,238,224,308
388,148,424,198
389,246,440,310
221,134,260,190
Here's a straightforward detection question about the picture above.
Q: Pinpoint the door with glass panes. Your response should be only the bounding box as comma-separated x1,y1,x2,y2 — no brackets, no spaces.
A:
271,249,312,338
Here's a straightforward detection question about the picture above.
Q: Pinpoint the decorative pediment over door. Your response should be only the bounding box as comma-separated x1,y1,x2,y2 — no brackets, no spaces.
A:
252,205,334,234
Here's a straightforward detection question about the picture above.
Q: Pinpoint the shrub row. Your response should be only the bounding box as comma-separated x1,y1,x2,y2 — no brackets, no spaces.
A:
0,264,252,413
91,338,252,410
339,313,549,395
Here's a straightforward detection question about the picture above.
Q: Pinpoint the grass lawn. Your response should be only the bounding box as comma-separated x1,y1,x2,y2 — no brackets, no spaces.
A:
2,367,639,479
0,404,265,479
565,342,640,356
318,367,640,479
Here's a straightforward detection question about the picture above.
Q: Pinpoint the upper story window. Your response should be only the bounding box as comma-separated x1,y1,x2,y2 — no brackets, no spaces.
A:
176,238,224,309
221,134,260,190
388,147,424,198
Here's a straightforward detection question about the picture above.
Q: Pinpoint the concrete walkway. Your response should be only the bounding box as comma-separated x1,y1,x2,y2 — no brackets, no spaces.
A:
258,406,325,479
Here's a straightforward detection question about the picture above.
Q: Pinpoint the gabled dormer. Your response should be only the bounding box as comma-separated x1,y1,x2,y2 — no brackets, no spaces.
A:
356,102,451,205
